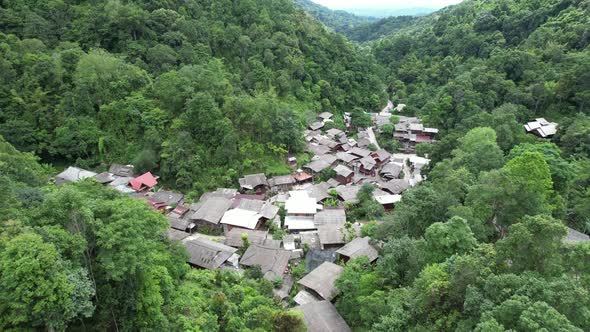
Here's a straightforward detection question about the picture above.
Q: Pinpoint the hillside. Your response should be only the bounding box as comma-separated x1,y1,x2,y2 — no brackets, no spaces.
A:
0,0,387,195
292,0,378,35
347,15,419,42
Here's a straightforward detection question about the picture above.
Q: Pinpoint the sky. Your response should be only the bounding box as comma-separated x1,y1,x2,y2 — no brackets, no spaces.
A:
311,0,463,10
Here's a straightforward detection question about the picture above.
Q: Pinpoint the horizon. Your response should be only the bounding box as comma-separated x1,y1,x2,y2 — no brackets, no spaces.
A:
310,0,464,10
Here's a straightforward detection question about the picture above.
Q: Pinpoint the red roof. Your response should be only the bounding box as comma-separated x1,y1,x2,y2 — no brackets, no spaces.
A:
129,172,158,191
294,171,312,182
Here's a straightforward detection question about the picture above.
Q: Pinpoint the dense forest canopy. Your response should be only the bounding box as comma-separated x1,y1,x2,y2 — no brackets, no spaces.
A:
0,0,387,196
1,0,590,331
292,0,378,36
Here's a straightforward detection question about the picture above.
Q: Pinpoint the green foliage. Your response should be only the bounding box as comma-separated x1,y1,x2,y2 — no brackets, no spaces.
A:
424,216,477,264
348,184,385,222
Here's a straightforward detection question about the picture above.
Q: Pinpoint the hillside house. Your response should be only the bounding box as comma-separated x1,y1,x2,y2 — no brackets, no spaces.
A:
129,172,158,191
183,238,238,270
308,122,324,131
335,185,361,204
333,164,354,185
295,301,352,332
294,170,313,184
314,208,346,226
284,191,323,231
269,175,296,192
109,164,135,177
380,163,403,180
304,154,338,175
238,173,269,193
55,166,97,185
358,156,377,176
317,224,346,249
224,229,269,248
318,111,333,122
297,262,344,301
240,244,291,280
525,118,558,138
93,172,116,184
378,179,410,195
336,237,379,263
372,149,392,166
190,197,232,232
394,116,438,152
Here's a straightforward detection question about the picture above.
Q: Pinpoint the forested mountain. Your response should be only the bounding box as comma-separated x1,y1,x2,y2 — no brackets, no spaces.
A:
0,0,386,196
292,0,378,35
346,15,418,42
331,0,590,330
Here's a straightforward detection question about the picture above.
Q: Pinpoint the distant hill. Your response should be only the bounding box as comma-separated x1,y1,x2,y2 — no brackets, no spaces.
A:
347,15,419,42
292,0,378,35
345,7,438,18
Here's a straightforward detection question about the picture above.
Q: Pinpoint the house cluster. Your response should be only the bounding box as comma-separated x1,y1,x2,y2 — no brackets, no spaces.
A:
392,116,439,153
524,117,558,138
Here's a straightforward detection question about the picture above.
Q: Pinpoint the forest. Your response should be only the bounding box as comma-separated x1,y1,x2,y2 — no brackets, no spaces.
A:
1,0,590,331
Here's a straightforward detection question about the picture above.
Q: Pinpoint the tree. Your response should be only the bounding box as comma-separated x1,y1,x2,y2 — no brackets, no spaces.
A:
451,127,504,176
496,215,567,276
0,233,94,331
424,216,477,264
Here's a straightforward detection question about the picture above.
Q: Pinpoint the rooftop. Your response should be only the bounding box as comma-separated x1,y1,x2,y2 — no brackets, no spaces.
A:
190,197,233,225
336,237,379,262
239,173,269,190
285,191,322,215
184,238,238,270
220,208,263,230
298,262,344,301
240,244,291,280
224,228,269,247
295,301,351,332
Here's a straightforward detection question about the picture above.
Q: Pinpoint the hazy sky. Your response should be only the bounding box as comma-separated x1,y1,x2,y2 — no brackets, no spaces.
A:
311,0,463,9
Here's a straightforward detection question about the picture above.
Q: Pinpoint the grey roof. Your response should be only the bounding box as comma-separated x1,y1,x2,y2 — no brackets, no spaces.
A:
200,188,238,201
305,159,332,173
318,112,333,120
309,122,325,131
299,231,321,250
234,199,279,220
294,301,352,332
273,274,294,300
168,215,194,231
190,197,233,224
109,176,133,187
318,224,346,247
109,164,136,177
239,173,269,190
336,152,359,164
327,178,340,188
184,238,238,269
240,244,291,280
350,147,372,158
294,290,322,306
167,229,190,241
379,179,410,195
336,185,361,203
305,183,332,202
333,164,353,178
380,163,403,179
298,261,344,300
307,144,331,156
318,138,340,149
326,128,344,138
565,227,590,243
224,229,269,247
94,172,116,184
152,191,184,206
55,166,97,185
359,156,377,170
269,175,296,187
336,237,379,262
357,137,371,148
314,209,346,226
373,149,392,162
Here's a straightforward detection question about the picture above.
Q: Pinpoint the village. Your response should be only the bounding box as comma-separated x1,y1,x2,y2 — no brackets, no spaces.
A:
52,103,577,331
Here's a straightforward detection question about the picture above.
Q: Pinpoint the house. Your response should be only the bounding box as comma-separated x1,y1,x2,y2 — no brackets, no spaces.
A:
395,103,406,112
358,156,377,176
109,164,135,177
304,155,337,174
318,112,333,122
201,188,238,201
336,152,359,165
274,275,295,300
233,198,279,220
318,138,341,152
284,191,323,231
379,179,410,195
294,170,313,184
269,175,296,192
372,149,392,166
380,163,403,180
394,116,438,152
299,231,321,250
167,229,190,242
326,128,344,139
294,290,321,306
190,197,233,231
307,143,332,156
109,176,136,194
151,190,184,206
294,301,352,332
168,215,195,233
305,182,333,203
564,227,590,244
240,244,291,280
335,185,361,204
129,172,158,191
318,224,346,249
220,208,264,231
333,165,354,185
524,118,558,138
55,166,97,185
314,208,346,226
373,191,402,210
349,147,371,158
224,228,269,248
183,238,238,270
297,262,344,301
308,122,324,131
238,173,269,193
336,237,379,263
93,172,116,184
